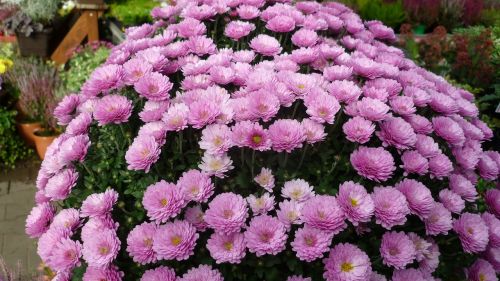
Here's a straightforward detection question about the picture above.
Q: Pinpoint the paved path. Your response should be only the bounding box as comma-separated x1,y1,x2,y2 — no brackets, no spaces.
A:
0,160,40,276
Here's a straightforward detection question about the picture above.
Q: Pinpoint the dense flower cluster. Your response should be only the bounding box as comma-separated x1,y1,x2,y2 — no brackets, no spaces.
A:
27,0,499,280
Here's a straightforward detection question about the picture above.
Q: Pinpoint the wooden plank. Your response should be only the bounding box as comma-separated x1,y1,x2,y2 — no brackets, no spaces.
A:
87,10,99,42
51,11,90,65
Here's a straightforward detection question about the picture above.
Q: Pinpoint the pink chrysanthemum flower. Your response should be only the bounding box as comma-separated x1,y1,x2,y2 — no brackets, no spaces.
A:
342,116,375,144
162,103,189,131
301,118,327,144
184,205,208,232
199,152,234,178
140,266,177,281
81,228,121,267
153,220,199,261
323,65,353,81
188,99,221,129
356,97,390,121
244,215,287,256
126,222,158,264
291,225,332,262
390,96,416,116
205,192,248,234
432,116,466,147
123,58,153,85
268,119,306,152
25,202,56,238
391,268,425,281
350,146,395,182
415,134,441,158
247,193,275,215
134,72,173,101
428,153,453,179
376,117,417,150
199,124,232,155
142,180,186,223
400,150,428,176
80,189,118,219
337,181,374,225
249,34,282,56
266,15,296,33
93,95,133,126
380,231,416,269
453,213,489,253
210,65,235,85
277,199,303,229
404,114,433,135
478,153,499,181
395,179,434,218
466,259,498,281
177,169,214,203
292,28,319,48
323,243,372,281
207,232,246,264
54,94,81,125
485,189,500,218
300,195,346,234
448,174,478,202
483,247,500,273
328,80,362,104
125,135,161,173
439,189,465,214
83,265,123,281
48,238,82,272
424,203,453,236
254,167,275,192
304,90,341,124
247,89,280,122
225,20,256,40
179,265,223,281
372,186,410,229
175,17,206,38
281,179,315,202
482,212,500,248
44,168,79,201
66,112,93,136
81,64,124,97
51,208,81,232
58,134,90,164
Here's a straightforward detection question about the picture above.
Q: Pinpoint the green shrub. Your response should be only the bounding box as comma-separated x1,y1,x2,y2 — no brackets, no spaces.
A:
57,42,112,99
0,107,31,169
107,0,157,26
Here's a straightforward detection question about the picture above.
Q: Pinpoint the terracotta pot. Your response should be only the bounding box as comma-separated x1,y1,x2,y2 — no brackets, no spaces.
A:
17,122,42,147
33,130,59,160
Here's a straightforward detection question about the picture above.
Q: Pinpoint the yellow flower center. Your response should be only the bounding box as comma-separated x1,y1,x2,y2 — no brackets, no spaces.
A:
290,189,302,200
297,84,305,89
350,198,358,207
223,242,233,251
143,238,153,247
171,235,182,246
467,227,474,235
213,136,223,146
99,246,109,255
252,135,262,144
160,198,168,207
260,232,272,242
479,273,486,281
341,262,354,272
304,236,315,246
287,211,297,221
190,186,199,195
223,209,234,219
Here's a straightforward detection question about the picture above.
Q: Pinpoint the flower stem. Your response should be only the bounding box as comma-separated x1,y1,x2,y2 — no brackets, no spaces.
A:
251,150,256,178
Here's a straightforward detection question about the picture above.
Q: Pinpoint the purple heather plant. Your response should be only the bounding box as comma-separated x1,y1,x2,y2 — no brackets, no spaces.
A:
26,0,499,280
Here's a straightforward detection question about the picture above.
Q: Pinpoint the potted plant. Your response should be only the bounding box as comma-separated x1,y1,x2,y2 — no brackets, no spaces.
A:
5,57,60,157
2,0,74,57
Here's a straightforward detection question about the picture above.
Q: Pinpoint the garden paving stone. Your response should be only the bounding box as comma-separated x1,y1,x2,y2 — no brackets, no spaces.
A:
0,160,40,275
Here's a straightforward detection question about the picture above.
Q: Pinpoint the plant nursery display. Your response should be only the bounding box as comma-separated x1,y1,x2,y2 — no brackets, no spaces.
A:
25,1,500,281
